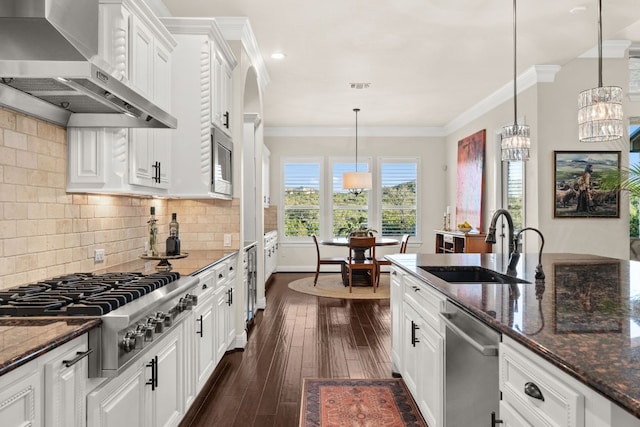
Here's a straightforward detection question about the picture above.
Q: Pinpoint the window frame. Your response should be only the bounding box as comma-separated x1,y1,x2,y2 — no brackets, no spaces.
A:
377,156,420,238
329,156,373,236
280,156,324,242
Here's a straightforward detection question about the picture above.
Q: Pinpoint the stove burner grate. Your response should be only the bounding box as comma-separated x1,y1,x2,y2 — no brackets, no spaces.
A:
0,271,180,316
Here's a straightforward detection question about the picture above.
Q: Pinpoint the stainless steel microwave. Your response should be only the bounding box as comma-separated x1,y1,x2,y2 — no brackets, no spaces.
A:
211,128,233,197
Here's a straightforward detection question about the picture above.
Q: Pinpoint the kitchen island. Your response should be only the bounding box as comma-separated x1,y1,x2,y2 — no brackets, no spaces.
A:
387,252,640,425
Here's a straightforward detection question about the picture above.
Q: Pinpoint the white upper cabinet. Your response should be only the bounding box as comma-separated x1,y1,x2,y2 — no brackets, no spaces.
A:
68,0,176,196
160,17,238,198
211,47,234,136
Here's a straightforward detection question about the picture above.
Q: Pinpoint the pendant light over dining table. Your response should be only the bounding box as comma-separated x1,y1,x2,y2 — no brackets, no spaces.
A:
577,0,623,142
342,108,372,195
501,0,530,162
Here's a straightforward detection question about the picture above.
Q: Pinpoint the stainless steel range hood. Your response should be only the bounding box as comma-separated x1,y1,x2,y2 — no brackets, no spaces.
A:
0,0,177,129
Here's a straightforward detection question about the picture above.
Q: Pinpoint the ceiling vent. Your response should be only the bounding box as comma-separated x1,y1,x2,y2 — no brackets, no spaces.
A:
350,83,371,89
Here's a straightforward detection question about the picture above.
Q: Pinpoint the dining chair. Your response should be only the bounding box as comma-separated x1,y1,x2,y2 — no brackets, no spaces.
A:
312,235,346,286
375,234,410,286
347,236,377,293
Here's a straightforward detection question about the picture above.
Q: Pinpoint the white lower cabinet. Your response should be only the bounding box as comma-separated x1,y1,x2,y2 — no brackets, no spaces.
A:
192,271,216,395
0,334,90,427
87,325,184,427
395,266,444,427
390,268,403,373
0,367,42,427
499,336,640,427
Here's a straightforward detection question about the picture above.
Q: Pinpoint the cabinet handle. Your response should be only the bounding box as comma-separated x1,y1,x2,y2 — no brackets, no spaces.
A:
491,411,503,426
224,111,229,128
196,315,204,337
412,285,420,292
62,349,94,368
391,271,397,276
146,355,158,390
227,288,233,306
157,162,161,183
202,283,208,289
411,320,420,347
524,382,544,401
219,273,224,279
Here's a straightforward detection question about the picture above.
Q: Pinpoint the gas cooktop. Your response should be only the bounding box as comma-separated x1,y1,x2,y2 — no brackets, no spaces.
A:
0,272,180,317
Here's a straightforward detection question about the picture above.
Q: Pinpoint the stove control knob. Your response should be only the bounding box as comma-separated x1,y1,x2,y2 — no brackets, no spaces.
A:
183,294,196,310
120,331,136,353
133,330,146,349
162,313,173,327
142,323,155,342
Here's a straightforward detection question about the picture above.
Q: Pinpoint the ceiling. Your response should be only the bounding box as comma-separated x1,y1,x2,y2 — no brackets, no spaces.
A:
162,0,640,130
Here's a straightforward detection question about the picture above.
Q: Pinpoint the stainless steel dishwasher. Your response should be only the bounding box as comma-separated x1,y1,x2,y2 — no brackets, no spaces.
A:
440,300,500,426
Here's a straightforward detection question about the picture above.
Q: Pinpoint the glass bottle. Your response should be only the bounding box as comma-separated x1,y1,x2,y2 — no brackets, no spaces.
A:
166,213,181,256
148,206,158,256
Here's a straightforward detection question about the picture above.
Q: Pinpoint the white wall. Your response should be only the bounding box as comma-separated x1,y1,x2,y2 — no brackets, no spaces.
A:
445,55,633,260
265,134,446,271
536,57,630,259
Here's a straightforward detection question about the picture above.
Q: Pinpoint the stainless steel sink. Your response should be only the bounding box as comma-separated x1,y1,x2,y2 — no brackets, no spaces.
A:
419,266,530,284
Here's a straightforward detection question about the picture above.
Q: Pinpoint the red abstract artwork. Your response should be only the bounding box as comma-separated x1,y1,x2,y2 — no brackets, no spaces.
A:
456,129,486,231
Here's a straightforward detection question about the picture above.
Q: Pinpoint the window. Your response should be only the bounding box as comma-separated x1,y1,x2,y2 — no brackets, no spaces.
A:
282,160,321,238
331,161,370,236
380,159,418,236
504,160,524,231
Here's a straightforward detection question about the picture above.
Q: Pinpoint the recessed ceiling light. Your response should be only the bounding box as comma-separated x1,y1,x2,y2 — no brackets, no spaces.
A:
271,52,286,60
570,5,587,14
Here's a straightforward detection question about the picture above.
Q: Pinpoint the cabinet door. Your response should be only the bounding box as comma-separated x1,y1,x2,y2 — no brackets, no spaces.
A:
210,51,223,129
154,43,172,111
129,130,171,190
194,295,216,392
130,15,154,99
416,322,444,427
87,364,147,427
262,147,270,207
390,268,403,373
0,369,41,427
153,327,182,427
44,338,90,427
214,287,229,364
499,401,532,427
130,128,155,186
225,284,236,348
220,60,233,134
401,303,421,397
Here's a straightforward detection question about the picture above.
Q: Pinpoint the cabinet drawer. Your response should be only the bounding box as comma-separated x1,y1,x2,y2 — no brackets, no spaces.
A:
403,275,444,331
212,262,228,289
500,342,584,427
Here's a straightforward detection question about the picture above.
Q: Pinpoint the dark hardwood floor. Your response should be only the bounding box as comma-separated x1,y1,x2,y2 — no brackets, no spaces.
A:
180,272,393,427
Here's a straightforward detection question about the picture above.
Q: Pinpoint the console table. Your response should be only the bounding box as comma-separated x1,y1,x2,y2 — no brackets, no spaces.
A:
434,230,492,254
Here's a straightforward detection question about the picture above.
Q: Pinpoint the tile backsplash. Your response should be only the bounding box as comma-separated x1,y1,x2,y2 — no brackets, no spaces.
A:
0,107,239,290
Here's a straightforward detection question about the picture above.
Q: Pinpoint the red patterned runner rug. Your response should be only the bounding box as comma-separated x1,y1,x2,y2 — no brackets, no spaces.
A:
299,378,428,427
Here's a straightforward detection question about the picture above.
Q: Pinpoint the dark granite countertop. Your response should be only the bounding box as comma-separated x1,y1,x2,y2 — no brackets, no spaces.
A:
95,249,239,277
386,252,640,419
0,250,238,377
0,317,101,376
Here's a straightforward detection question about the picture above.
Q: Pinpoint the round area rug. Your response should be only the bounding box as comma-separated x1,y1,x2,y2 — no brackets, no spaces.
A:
288,274,389,299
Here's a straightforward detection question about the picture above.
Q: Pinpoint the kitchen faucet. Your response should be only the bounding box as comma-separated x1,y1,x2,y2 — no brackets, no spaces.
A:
485,209,516,255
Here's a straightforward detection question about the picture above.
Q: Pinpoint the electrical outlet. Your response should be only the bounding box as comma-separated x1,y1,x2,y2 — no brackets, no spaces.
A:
94,249,105,262
224,234,232,247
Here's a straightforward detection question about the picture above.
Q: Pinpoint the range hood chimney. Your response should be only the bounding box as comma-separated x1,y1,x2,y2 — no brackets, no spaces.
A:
0,0,177,129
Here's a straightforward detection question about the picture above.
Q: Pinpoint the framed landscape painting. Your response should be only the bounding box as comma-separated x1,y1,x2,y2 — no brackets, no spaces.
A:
553,151,620,218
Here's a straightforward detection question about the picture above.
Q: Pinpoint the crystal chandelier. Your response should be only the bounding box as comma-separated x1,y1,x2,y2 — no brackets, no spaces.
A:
502,0,530,162
342,108,372,195
577,0,623,142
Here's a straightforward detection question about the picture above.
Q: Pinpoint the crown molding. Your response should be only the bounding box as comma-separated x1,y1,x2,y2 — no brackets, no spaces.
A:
578,40,632,59
215,17,270,90
443,65,560,135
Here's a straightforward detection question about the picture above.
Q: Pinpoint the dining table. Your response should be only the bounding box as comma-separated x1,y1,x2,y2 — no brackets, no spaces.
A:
320,237,400,263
